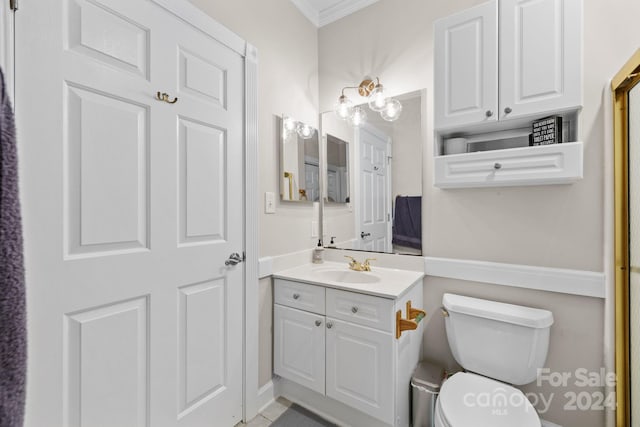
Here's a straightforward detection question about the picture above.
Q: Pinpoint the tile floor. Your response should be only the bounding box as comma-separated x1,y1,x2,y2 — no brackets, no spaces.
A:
236,397,292,427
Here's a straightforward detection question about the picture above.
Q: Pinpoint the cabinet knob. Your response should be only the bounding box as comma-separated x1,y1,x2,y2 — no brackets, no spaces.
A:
326,321,333,329
351,306,359,314
494,163,502,170
315,320,322,327
485,110,493,117
293,293,300,300
504,107,512,114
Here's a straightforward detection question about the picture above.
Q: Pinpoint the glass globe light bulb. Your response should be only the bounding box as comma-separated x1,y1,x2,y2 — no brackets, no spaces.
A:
381,98,403,122
349,106,367,127
296,122,314,139
334,95,354,120
283,116,297,136
368,83,387,112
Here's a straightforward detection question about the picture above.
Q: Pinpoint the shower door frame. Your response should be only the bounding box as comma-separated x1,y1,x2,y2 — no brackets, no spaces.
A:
613,48,640,427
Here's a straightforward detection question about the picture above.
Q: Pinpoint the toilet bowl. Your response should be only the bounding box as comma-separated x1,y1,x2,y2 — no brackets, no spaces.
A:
434,372,540,427
435,293,554,427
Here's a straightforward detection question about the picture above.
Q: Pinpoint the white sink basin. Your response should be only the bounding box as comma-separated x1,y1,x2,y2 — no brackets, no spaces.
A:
314,269,381,284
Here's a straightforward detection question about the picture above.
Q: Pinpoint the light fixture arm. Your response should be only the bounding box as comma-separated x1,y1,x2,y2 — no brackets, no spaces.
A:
334,76,401,125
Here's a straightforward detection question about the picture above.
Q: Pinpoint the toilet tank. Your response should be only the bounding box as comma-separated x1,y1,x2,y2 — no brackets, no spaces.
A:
442,293,553,385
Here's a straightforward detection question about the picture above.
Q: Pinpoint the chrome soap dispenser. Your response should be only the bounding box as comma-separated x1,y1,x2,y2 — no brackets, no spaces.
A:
312,239,324,264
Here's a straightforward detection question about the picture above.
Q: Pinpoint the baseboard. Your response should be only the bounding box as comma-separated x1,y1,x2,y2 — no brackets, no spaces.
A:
277,378,389,427
257,379,277,413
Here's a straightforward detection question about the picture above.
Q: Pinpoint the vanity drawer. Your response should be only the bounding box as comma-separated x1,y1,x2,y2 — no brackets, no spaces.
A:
274,279,325,315
326,289,394,332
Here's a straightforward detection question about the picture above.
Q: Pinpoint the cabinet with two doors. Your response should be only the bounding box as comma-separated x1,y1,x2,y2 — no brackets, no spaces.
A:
273,278,424,427
433,0,584,188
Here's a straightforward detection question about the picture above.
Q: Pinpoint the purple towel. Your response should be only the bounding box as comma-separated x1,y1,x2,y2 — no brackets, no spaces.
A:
0,68,26,426
392,196,422,250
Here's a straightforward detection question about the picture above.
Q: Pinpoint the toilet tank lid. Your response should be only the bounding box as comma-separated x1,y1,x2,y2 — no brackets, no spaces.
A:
443,293,554,328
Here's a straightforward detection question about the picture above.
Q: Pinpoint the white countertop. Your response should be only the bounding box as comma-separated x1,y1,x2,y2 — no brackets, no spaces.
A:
272,262,424,299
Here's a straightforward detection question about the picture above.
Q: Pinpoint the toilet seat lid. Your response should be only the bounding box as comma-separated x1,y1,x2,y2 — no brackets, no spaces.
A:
438,372,540,427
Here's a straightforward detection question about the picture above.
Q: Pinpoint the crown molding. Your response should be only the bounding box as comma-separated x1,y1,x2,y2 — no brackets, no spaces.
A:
289,0,320,27
290,0,380,28
319,0,380,27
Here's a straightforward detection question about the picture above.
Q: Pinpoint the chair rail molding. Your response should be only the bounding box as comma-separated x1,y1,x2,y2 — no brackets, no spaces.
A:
425,257,605,298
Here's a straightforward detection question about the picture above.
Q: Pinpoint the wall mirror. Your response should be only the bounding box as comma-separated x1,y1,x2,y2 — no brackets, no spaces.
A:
279,115,320,202
320,90,425,255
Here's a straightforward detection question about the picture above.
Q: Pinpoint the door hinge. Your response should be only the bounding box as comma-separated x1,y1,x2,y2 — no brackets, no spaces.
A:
9,0,17,11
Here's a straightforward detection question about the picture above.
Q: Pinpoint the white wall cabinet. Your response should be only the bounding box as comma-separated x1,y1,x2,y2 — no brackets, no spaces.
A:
434,0,582,130
273,278,423,427
434,1,498,129
499,0,583,120
434,141,583,188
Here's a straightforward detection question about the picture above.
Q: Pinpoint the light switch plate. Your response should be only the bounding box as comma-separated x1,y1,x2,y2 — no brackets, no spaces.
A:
265,192,276,214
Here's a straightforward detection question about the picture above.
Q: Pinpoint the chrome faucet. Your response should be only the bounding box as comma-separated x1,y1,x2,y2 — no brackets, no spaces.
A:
345,255,376,272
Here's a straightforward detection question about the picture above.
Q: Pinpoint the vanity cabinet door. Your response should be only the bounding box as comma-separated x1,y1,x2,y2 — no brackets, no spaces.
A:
434,0,498,130
499,0,582,120
325,318,394,424
274,305,326,395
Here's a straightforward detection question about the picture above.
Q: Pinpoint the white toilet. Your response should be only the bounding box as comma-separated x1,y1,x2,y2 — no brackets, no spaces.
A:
434,293,554,427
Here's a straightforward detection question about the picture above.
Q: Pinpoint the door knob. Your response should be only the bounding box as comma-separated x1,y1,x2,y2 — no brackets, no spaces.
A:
326,321,333,329
351,306,359,314
225,252,243,266
485,110,493,117
293,293,300,300
315,320,322,327
361,232,371,239
504,107,512,114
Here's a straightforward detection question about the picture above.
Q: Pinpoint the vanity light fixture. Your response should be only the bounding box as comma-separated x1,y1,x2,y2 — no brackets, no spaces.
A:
283,115,316,140
296,122,315,139
334,77,402,126
283,116,297,135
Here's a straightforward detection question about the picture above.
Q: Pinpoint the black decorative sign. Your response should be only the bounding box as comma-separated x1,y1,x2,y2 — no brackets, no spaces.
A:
531,116,563,146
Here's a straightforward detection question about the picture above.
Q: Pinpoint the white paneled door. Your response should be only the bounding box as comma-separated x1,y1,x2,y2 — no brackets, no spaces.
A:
358,126,391,253
17,1,245,426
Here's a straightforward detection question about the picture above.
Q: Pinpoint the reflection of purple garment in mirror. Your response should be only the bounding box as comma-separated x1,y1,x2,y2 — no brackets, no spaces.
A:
0,67,26,427
392,196,422,250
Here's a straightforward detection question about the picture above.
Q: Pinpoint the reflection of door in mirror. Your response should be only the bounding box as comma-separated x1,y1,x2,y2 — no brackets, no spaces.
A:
356,125,391,252
279,115,319,202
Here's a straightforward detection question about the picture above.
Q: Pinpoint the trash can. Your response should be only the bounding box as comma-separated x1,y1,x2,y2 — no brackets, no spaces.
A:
411,360,444,427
